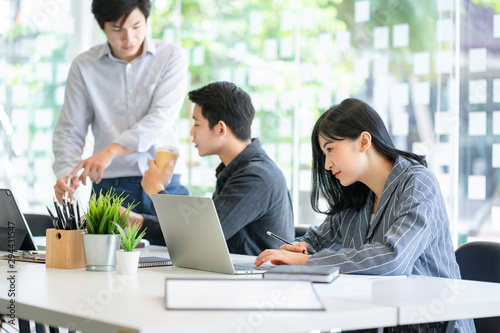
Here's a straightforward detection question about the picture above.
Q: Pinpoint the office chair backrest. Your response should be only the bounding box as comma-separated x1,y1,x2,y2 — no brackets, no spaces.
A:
455,241,500,333
295,225,309,238
23,213,54,236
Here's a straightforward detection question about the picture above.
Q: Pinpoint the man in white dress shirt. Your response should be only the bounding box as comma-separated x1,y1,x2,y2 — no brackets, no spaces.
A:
52,0,188,214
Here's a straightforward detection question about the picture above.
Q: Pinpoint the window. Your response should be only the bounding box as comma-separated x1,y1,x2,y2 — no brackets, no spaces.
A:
1,0,498,245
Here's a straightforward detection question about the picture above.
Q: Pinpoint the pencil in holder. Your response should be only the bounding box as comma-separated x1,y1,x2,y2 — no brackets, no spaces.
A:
46,228,86,269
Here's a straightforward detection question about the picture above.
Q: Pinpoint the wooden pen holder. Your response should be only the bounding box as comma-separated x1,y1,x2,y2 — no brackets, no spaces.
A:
46,229,86,269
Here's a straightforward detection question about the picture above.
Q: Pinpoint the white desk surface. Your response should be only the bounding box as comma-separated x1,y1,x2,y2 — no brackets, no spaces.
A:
1,246,398,333
312,270,500,327
2,245,500,332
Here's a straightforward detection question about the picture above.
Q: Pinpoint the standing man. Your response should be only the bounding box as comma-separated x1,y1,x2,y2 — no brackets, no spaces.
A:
134,81,295,255
52,0,188,214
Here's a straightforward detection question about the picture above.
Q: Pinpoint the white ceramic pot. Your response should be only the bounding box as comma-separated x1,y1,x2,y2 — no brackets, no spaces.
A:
116,250,140,275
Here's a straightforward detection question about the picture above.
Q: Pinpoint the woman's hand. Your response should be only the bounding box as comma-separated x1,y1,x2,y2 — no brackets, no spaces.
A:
254,248,311,267
279,242,308,254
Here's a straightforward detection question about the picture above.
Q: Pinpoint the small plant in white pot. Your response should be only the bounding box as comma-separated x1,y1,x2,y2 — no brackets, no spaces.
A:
113,222,147,275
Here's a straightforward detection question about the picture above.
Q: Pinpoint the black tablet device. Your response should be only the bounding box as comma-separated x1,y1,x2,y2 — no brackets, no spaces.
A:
0,188,38,251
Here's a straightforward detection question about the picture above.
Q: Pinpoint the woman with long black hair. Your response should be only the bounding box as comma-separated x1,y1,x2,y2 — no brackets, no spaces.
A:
255,98,474,332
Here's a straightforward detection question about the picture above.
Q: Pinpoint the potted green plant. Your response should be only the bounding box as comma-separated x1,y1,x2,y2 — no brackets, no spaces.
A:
114,222,147,275
82,188,138,271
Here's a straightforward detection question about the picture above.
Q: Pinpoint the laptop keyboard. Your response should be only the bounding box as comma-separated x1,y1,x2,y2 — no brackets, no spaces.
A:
233,264,267,272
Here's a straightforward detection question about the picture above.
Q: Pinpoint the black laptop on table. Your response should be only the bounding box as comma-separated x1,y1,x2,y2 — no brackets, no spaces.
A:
0,189,40,251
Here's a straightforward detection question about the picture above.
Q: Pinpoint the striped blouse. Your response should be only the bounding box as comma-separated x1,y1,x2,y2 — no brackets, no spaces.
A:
299,156,475,332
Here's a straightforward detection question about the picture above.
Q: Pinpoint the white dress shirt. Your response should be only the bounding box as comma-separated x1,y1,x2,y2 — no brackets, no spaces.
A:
52,36,187,179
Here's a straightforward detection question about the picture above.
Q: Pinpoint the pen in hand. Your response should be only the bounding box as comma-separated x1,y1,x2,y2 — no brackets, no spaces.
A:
266,231,307,254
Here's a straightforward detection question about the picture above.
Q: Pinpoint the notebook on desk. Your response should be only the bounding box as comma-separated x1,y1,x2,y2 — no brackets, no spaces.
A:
151,194,268,275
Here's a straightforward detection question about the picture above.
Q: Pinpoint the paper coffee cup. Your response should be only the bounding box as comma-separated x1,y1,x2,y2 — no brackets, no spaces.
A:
155,145,179,171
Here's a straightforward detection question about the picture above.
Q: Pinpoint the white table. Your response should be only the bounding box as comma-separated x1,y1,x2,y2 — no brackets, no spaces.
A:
2,245,500,332
1,246,397,333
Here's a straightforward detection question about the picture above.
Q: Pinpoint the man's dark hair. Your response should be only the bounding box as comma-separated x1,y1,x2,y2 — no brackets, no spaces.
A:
188,81,255,141
92,0,151,30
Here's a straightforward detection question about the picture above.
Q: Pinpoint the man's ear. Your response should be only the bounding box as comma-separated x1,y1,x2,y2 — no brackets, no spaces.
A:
359,131,372,153
216,120,228,137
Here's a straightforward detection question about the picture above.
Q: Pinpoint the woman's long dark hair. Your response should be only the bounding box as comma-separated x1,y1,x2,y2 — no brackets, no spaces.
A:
311,98,427,215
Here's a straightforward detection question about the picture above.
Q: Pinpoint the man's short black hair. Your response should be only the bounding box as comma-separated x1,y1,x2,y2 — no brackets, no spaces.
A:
188,82,255,141
92,0,151,30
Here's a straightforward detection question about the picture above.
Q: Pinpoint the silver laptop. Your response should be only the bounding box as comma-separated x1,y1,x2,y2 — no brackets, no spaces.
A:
151,194,268,275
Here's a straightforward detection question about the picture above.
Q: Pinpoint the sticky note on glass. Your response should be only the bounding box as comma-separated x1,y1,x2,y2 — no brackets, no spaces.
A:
436,51,452,74
249,13,263,35
281,10,294,31
280,37,294,58
335,87,350,104
192,46,205,66
301,62,314,83
493,144,500,168
413,81,430,105
468,175,486,200
354,57,370,80
301,8,315,29
436,19,452,42
437,0,451,11
317,63,331,83
391,112,409,136
233,67,246,87
393,24,409,48
250,92,262,112
373,53,389,77
300,116,314,138
264,38,278,59
469,112,487,136
469,80,487,104
493,111,500,135
317,89,332,110
373,79,389,108
234,42,247,62
374,26,389,49
469,48,487,73
300,169,312,191
251,117,261,138
493,79,500,103
278,117,293,138
393,83,409,106
318,33,333,54
435,112,452,135
413,52,430,75
277,143,293,164
279,90,294,111
355,1,370,22
436,172,450,198
301,88,315,110
336,30,351,52
492,206,500,230
262,91,277,111
218,68,231,82
494,14,500,39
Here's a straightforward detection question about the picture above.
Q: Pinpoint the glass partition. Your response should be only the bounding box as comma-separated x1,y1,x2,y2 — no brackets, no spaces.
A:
0,0,499,245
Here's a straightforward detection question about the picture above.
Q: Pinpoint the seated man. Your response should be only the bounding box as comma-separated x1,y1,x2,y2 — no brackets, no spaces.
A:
133,81,294,256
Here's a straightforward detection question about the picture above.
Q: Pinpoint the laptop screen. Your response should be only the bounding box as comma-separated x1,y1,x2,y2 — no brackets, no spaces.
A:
0,189,38,251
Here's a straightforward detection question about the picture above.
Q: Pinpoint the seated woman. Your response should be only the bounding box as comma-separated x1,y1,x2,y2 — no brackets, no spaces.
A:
254,98,475,333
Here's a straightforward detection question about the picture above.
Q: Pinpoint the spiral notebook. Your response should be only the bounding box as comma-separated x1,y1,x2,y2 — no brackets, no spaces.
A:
138,256,172,268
